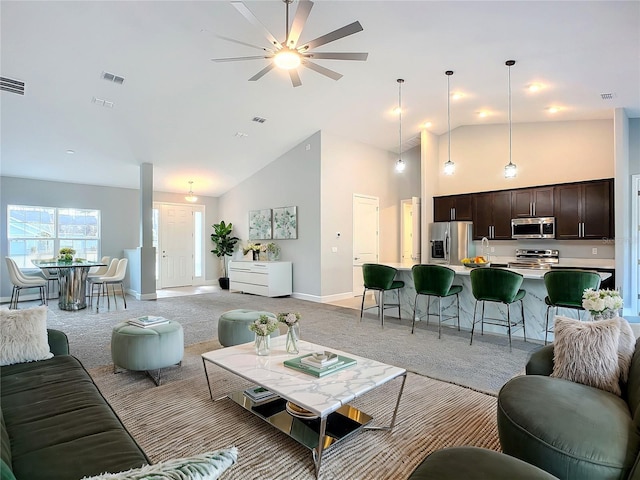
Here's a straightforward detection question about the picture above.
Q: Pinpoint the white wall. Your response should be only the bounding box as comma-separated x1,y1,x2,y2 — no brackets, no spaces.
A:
435,119,614,195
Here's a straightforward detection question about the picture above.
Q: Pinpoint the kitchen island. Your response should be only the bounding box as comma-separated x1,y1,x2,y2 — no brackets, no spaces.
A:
372,262,611,343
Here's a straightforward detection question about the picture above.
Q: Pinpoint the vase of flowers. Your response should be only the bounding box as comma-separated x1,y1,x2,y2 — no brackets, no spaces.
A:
266,242,281,261
582,288,623,320
248,314,279,355
278,312,301,354
58,247,75,263
243,243,262,261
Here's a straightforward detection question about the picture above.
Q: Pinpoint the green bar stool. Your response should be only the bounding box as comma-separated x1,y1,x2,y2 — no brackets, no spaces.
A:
543,269,601,344
411,264,462,338
470,267,526,350
360,263,404,327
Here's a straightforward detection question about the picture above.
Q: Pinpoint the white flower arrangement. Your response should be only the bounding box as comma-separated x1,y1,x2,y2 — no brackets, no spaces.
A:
248,315,279,336
277,312,301,326
242,242,263,255
582,288,623,319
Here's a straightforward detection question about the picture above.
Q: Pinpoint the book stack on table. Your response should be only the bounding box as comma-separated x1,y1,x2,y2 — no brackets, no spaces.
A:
284,352,357,377
127,316,170,328
243,386,278,405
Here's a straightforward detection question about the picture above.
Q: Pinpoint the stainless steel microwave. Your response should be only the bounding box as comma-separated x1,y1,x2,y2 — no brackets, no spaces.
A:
511,217,555,239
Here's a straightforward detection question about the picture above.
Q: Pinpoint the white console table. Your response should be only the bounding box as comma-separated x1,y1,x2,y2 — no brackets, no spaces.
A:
228,261,292,297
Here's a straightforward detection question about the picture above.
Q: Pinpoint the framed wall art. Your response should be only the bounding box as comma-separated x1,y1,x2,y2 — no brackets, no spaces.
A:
249,209,272,240
272,206,297,239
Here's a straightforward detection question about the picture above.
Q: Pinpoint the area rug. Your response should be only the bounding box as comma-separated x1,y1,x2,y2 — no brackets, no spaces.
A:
89,341,501,480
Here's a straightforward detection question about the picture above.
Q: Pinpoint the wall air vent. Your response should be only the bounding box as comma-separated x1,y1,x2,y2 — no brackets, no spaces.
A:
92,96,114,108
252,116,267,123
102,71,125,85
600,93,615,100
1,77,25,95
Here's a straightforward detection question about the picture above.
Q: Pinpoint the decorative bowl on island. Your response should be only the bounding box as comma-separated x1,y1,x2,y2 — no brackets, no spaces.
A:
461,256,490,268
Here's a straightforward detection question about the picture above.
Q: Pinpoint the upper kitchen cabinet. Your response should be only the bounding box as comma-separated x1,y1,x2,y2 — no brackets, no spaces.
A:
511,187,554,217
554,179,613,240
472,191,512,240
433,194,472,222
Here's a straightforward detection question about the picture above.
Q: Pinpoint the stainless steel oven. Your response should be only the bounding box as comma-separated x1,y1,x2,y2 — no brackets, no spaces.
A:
511,217,555,239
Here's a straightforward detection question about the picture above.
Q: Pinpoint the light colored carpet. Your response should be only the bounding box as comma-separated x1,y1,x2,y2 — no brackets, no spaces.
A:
46,290,538,394
89,340,501,480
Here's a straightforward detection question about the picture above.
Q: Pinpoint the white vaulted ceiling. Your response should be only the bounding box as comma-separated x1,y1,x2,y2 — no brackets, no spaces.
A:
1,1,639,196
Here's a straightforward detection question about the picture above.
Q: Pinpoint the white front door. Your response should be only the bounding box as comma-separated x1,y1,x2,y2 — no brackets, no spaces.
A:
159,204,193,288
353,194,379,296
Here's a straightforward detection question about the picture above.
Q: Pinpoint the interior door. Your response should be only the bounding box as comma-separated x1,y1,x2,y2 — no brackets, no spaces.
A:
353,194,379,296
159,204,193,288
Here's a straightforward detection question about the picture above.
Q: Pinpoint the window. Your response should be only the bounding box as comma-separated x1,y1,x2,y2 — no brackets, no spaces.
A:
8,205,101,267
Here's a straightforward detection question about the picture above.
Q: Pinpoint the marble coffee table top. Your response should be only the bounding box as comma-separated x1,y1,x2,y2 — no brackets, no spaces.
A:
202,337,406,418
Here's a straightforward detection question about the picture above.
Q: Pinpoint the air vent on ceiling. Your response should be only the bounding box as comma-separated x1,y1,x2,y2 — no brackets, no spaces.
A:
600,93,616,100
92,97,114,108
252,116,267,123
1,77,25,95
101,71,125,85
234,132,249,137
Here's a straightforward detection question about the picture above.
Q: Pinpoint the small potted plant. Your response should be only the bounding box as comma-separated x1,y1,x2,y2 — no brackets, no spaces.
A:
58,247,75,262
210,221,239,289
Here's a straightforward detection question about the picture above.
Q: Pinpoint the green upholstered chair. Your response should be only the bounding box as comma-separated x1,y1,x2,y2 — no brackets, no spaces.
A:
543,269,601,344
411,264,462,338
469,267,526,350
360,263,404,327
408,446,559,480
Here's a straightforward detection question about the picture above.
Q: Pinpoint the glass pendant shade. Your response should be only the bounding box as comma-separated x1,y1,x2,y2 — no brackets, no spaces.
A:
395,158,406,172
185,181,198,203
444,70,455,175
504,60,517,178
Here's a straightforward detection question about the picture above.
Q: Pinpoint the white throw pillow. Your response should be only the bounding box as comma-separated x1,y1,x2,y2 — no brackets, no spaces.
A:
0,306,53,366
551,315,622,396
80,447,238,480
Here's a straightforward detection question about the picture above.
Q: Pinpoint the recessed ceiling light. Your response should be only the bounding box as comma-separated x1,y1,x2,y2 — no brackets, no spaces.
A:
451,92,463,100
65,149,75,154
477,111,489,118
546,106,560,114
423,121,432,128
393,107,402,115
527,83,543,92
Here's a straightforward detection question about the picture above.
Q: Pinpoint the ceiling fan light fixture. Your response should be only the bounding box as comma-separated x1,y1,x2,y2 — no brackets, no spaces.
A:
185,181,198,203
274,48,301,70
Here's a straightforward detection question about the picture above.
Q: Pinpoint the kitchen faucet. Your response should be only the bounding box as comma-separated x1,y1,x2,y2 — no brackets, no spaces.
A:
481,237,490,261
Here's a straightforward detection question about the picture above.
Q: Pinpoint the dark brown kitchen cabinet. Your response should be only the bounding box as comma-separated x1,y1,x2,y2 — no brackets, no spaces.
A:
511,187,554,217
554,179,613,240
472,191,512,240
433,194,472,222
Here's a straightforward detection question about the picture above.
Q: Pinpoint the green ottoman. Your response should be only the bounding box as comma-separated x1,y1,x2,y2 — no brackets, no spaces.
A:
408,447,559,479
218,309,279,347
111,320,184,385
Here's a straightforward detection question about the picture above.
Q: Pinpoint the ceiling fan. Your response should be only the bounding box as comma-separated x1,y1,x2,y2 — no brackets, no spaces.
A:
212,0,368,87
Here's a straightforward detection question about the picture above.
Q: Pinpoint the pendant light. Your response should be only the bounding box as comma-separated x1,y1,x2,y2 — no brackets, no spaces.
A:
443,70,455,175
504,60,517,178
395,78,406,173
185,181,198,203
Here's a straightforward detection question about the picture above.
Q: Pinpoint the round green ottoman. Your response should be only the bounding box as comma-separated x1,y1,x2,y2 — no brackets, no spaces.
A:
218,309,279,347
111,320,184,385
408,447,559,479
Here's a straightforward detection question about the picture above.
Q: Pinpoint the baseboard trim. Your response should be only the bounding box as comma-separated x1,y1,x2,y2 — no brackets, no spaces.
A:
291,292,355,304
126,289,157,301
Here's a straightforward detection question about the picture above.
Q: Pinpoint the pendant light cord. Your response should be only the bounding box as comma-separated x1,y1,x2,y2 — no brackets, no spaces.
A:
508,62,512,165
447,73,451,163
398,79,403,157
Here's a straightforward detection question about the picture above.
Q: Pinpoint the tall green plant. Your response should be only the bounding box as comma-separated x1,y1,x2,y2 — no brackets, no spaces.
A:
210,221,239,278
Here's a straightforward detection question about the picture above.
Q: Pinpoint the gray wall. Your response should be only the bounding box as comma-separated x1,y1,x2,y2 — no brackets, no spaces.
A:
631,118,640,173
0,176,220,300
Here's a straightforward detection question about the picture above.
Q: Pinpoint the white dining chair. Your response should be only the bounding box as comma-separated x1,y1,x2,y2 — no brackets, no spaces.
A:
88,258,118,307
91,258,128,311
87,256,111,278
5,257,47,308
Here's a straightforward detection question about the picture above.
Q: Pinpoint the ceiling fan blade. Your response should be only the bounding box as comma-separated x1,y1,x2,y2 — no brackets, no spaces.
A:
303,52,368,61
289,69,302,88
299,21,363,51
212,55,271,63
301,60,343,81
231,1,282,49
287,0,313,48
216,35,273,53
249,63,276,82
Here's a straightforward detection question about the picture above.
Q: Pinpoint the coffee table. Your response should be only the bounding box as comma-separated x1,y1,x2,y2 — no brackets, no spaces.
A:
201,336,407,478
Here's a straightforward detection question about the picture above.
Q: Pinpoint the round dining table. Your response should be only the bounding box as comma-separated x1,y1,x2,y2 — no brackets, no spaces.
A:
32,259,107,311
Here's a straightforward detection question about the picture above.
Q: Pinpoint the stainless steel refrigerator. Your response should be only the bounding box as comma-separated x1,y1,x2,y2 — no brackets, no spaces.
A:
428,221,474,265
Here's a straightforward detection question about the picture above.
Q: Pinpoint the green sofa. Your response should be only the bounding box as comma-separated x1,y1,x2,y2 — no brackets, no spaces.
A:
497,340,640,480
1,329,149,480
